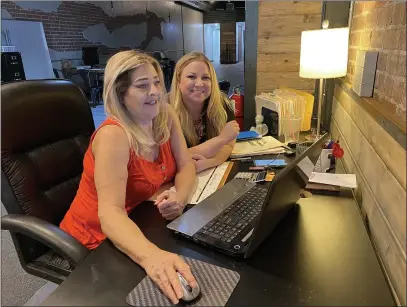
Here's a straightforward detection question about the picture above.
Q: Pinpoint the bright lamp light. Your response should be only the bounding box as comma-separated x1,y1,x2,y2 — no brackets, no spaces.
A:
299,26,349,138
300,27,349,79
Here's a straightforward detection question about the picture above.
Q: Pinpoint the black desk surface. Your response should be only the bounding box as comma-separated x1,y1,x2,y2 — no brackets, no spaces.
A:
42,160,395,306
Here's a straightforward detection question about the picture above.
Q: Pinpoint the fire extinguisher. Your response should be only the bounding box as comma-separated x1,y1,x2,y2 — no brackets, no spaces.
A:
230,86,244,130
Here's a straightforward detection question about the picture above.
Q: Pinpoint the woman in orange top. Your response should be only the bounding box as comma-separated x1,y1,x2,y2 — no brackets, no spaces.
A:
60,50,197,305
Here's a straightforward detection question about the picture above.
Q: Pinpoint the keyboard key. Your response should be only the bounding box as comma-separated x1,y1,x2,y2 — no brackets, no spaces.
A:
196,186,268,237
210,233,221,240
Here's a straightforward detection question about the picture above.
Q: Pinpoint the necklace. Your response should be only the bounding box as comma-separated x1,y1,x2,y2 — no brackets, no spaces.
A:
193,114,205,140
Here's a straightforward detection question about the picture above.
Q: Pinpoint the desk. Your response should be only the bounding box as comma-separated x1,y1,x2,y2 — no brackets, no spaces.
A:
42,160,395,306
77,67,104,87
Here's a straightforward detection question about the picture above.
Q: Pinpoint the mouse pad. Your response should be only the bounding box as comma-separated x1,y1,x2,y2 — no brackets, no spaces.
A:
126,256,240,307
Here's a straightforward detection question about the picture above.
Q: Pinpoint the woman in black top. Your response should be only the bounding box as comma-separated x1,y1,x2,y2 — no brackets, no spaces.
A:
169,52,240,172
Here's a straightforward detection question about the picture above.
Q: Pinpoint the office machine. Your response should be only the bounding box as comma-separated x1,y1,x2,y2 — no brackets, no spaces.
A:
82,46,99,67
1,52,26,83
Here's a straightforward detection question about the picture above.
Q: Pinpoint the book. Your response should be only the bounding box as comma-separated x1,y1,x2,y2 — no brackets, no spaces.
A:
308,172,357,189
236,131,262,141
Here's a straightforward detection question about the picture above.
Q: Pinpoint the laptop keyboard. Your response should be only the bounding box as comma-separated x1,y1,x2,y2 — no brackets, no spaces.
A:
196,185,268,245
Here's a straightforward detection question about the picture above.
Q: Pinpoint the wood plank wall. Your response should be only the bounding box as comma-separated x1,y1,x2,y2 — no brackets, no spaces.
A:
256,2,322,94
331,81,406,306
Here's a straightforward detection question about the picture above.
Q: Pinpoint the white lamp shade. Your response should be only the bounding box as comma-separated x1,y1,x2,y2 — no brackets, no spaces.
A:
299,27,349,79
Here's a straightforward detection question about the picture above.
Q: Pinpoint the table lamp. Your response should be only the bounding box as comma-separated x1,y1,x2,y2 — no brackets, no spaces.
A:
299,21,349,138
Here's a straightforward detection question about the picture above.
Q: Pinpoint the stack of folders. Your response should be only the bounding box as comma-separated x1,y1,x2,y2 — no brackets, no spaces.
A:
231,135,285,158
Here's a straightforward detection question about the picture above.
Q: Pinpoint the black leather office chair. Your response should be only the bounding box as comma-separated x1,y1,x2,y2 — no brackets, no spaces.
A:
1,80,93,284
53,68,63,79
218,80,231,95
78,70,103,108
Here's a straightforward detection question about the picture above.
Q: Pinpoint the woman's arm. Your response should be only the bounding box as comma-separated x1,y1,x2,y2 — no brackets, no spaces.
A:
188,135,227,159
169,105,197,202
93,125,157,264
93,125,196,304
155,105,197,220
193,140,235,172
189,119,240,158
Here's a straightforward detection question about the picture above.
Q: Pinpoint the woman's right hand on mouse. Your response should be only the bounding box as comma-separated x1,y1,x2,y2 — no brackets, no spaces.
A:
140,248,197,304
219,120,240,143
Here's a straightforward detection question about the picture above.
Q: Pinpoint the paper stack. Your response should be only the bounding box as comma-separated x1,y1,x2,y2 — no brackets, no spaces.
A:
309,172,357,189
149,162,232,204
231,136,285,158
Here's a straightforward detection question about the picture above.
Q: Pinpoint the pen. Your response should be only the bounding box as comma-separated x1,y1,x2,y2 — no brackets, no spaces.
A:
249,166,265,171
231,157,252,162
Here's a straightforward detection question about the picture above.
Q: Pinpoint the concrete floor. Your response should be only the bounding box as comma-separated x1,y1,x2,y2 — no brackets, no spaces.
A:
0,62,243,306
1,204,47,306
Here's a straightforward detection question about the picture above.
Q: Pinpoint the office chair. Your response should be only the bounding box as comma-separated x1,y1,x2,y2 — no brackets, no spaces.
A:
1,80,93,284
218,80,231,95
78,69,103,108
53,68,63,79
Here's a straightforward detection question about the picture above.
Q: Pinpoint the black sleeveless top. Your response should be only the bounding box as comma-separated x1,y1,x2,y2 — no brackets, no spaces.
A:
186,100,235,148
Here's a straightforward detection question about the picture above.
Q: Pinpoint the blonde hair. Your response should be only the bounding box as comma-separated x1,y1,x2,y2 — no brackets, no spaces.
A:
169,52,233,146
103,50,170,157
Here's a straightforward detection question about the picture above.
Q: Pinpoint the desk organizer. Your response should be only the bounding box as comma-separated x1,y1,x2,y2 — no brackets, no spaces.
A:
126,256,240,306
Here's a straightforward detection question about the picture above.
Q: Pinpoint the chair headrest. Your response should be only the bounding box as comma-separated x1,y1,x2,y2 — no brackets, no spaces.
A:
1,80,95,153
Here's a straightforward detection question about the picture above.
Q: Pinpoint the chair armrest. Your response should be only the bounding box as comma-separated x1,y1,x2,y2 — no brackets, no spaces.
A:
1,214,89,265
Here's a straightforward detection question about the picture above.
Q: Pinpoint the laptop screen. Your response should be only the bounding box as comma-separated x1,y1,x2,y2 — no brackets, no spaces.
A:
245,133,329,257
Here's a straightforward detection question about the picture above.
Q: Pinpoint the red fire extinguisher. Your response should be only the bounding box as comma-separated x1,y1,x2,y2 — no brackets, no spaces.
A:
230,86,244,130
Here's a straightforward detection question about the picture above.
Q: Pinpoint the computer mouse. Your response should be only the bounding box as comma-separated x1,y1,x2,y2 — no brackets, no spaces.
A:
177,272,201,303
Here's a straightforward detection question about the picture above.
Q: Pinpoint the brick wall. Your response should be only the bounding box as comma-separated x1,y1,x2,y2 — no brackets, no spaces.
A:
1,1,174,60
1,1,108,52
347,1,406,120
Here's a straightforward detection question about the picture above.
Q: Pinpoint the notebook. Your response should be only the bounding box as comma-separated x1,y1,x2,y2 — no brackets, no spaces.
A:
236,131,261,141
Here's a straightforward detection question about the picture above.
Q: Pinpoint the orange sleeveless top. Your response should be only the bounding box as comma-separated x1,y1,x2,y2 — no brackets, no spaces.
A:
60,118,176,249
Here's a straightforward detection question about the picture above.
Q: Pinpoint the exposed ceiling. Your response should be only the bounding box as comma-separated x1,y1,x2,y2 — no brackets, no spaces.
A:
208,1,245,11
176,1,245,13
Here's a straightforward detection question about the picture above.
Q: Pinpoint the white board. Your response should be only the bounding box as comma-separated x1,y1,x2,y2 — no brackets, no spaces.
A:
2,20,54,80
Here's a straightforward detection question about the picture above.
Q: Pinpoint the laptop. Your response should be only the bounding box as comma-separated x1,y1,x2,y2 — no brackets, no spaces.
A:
167,133,329,258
